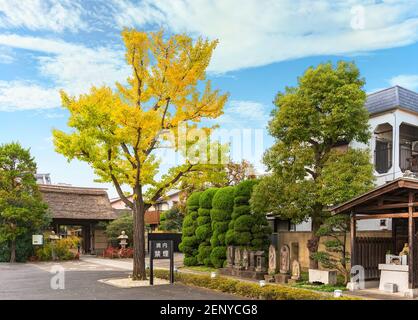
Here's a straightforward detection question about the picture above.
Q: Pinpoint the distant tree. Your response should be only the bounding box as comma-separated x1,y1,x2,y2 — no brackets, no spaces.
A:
105,214,133,242
159,205,183,232
0,142,50,262
226,160,256,186
251,61,372,269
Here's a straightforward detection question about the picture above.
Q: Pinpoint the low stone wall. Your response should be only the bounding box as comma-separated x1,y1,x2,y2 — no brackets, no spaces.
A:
274,230,391,271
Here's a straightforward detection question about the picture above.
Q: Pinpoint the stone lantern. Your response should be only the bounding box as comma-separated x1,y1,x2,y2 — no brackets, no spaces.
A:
117,231,129,249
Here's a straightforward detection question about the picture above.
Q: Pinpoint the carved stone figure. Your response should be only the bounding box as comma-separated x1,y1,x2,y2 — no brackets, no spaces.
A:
248,251,256,271
280,245,290,274
227,246,235,268
268,245,278,274
234,248,242,269
242,249,249,270
291,260,301,280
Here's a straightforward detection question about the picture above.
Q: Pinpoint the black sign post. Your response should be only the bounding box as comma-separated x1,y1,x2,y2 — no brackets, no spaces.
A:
150,240,174,285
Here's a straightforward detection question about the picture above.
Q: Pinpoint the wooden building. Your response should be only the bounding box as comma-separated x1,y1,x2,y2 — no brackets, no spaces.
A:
332,177,418,297
39,184,117,254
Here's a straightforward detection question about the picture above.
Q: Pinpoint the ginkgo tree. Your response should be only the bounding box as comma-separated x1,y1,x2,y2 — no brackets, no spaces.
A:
53,29,228,280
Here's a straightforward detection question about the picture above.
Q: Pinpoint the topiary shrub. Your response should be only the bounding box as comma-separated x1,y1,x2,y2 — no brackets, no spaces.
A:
195,188,218,266
226,180,271,251
179,191,202,266
210,186,235,267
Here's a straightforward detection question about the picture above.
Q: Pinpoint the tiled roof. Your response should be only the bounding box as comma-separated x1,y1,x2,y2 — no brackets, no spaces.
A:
366,86,418,115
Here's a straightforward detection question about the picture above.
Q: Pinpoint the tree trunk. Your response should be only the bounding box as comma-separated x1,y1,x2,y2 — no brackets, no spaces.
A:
10,239,16,263
132,185,147,280
307,217,322,269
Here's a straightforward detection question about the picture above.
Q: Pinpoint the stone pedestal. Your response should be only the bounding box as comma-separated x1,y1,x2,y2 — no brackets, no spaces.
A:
378,264,409,293
274,273,290,284
309,269,337,285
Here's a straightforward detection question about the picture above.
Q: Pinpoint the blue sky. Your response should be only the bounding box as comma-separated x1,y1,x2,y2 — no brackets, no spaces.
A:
2,0,418,197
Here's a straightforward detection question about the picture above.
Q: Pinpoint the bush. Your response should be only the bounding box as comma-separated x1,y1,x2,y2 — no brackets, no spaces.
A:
179,191,202,266
197,244,212,266
210,245,227,268
103,247,133,259
194,188,218,266
195,225,211,241
0,233,35,262
150,269,356,300
34,235,80,261
212,187,235,211
209,187,235,267
199,188,218,209
225,180,271,250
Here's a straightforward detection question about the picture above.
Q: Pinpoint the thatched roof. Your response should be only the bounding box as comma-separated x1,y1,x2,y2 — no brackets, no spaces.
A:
39,184,117,220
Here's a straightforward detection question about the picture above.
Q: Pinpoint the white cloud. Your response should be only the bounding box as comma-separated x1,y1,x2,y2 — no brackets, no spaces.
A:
109,0,418,73
0,81,60,111
389,74,418,91
0,34,131,110
215,100,270,128
0,0,87,32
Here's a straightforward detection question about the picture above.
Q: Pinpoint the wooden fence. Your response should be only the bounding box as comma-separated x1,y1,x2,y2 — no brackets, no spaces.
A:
355,237,393,280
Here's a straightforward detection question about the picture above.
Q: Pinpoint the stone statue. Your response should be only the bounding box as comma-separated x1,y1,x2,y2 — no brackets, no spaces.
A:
234,248,242,269
291,260,301,280
400,243,409,256
280,245,290,274
268,245,278,274
242,249,249,270
227,246,235,268
249,251,256,271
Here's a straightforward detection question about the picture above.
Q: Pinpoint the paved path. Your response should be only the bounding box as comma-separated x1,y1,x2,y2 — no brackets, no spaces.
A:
79,253,184,272
0,261,240,300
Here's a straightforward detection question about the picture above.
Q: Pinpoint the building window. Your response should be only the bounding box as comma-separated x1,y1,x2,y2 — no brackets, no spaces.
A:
374,123,393,174
399,123,418,173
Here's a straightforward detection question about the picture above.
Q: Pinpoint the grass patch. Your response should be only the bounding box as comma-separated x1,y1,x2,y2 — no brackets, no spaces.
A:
149,269,358,300
290,281,347,293
179,265,217,273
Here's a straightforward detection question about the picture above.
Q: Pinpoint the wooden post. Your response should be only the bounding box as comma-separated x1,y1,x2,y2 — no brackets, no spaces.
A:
408,191,416,289
350,212,357,268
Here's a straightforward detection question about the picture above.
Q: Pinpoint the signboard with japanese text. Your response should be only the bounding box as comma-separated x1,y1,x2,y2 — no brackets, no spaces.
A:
150,240,174,285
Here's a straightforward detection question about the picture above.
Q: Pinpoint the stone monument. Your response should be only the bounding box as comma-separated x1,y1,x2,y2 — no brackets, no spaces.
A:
280,245,290,273
248,251,256,271
274,244,291,283
227,246,235,268
234,248,243,270
255,251,266,273
268,245,278,274
242,249,249,270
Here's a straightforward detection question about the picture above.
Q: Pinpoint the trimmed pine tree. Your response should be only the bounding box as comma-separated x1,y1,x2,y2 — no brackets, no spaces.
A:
209,186,235,268
195,188,218,266
179,191,202,266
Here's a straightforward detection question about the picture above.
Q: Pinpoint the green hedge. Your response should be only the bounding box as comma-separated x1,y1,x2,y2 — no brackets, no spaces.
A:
179,191,202,266
226,180,271,250
210,187,235,267
151,269,357,300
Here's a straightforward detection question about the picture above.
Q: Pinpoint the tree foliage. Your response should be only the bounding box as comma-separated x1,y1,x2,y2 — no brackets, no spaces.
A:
52,29,228,279
105,213,134,242
0,142,50,262
159,205,183,232
312,214,351,284
250,61,373,268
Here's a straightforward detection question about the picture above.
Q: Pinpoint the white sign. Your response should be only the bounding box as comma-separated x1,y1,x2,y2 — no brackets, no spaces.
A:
32,234,43,245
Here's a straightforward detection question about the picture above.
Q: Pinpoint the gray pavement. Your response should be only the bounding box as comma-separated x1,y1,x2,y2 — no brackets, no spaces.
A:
0,261,240,300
